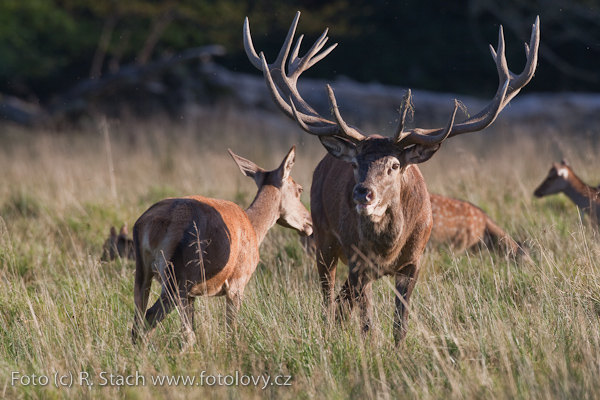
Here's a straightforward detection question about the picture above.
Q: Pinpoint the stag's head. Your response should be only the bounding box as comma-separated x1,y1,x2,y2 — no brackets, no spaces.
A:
320,131,453,217
244,12,539,218
534,159,572,198
229,146,313,236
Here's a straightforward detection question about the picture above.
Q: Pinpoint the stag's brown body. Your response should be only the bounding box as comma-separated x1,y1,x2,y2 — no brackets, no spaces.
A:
131,147,312,349
244,11,539,342
311,150,432,335
428,194,523,255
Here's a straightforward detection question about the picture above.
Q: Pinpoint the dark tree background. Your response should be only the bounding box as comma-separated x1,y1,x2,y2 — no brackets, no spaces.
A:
0,0,598,104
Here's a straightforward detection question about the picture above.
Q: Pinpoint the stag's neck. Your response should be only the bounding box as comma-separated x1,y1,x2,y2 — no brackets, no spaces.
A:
245,185,281,244
563,172,600,215
356,200,405,260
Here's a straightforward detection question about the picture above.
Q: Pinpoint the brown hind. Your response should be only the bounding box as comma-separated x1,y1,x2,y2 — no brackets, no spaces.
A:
131,147,312,349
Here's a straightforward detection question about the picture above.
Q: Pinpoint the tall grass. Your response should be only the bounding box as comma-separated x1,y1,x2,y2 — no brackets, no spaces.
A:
0,109,599,399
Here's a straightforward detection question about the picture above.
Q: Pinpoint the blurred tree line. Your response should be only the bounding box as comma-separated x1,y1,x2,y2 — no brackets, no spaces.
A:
0,0,598,104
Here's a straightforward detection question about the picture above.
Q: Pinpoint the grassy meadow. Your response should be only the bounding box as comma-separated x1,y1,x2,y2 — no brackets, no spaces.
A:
0,106,599,399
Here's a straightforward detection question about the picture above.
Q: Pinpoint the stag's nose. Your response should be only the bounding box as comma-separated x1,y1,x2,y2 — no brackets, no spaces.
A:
353,184,375,205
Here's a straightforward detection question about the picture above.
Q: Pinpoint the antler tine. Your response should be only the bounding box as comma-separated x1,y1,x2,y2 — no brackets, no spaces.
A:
326,85,366,142
290,96,340,136
260,53,328,125
273,11,302,72
500,16,540,106
243,17,262,70
397,100,458,148
393,89,412,143
292,29,337,77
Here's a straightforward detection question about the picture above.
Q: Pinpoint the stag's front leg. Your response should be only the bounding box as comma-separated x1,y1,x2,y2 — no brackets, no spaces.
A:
393,263,420,344
337,266,373,335
316,254,338,317
314,233,340,317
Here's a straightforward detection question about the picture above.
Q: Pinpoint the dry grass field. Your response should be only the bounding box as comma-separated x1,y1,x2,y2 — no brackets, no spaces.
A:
1,106,599,399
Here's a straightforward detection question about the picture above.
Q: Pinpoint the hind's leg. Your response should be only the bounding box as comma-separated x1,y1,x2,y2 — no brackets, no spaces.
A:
144,286,177,337
141,258,179,337
132,257,154,343
225,281,245,336
179,296,197,352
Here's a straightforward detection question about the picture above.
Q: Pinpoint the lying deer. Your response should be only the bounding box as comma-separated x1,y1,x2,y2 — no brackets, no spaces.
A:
302,193,525,256
102,224,135,261
428,193,524,255
534,159,600,228
244,12,539,342
131,147,313,348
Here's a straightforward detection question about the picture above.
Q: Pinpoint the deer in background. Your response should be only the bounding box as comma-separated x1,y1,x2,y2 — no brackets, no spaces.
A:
302,193,526,256
102,224,136,261
244,11,539,342
534,159,600,228
428,194,525,255
131,147,312,349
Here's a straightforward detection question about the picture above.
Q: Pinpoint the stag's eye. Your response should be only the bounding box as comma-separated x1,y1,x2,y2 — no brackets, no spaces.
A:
351,161,358,170
388,163,400,175
298,187,303,196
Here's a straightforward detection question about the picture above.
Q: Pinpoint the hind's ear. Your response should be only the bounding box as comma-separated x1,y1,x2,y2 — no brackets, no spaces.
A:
119,223,128,236
277,146,296,180
228,149,265,187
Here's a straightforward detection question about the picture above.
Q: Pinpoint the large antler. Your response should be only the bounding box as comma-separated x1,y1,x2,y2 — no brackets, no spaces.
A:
244,11,366,142
245,12,540,148
395,17,540,147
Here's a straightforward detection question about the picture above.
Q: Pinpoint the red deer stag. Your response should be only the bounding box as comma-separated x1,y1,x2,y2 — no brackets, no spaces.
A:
131,147,312,348
244,12,539,342
428,193,524,255
102,224,135,261
534,159,600,228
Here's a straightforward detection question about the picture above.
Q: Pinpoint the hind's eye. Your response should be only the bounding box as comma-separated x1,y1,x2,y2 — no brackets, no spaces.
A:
392,163,400,170
351,162,358,170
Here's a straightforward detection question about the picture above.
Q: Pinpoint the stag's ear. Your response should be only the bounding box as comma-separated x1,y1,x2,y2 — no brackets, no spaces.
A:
228,149,265,187
319,136,356,162
276,146,296,181
399,143,441,166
